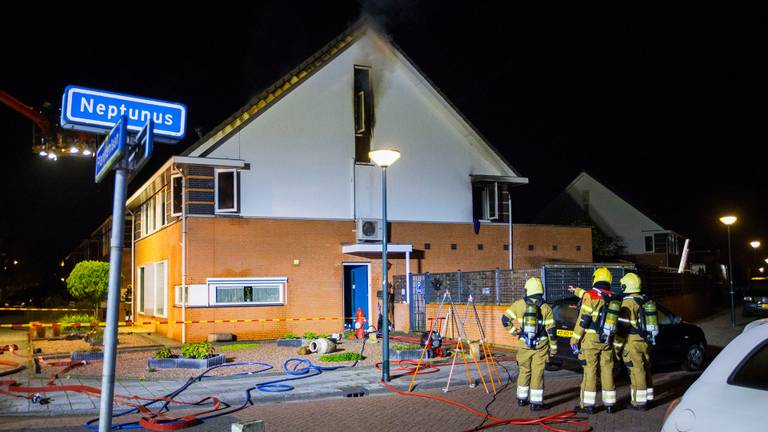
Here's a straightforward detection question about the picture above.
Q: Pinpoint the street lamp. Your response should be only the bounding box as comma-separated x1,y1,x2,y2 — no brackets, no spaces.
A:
720,215,737,327
751,241,761,276
369,148,400,383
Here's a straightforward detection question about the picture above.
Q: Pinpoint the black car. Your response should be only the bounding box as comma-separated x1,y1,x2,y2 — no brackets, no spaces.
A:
546,297,707,372
742,277,768,317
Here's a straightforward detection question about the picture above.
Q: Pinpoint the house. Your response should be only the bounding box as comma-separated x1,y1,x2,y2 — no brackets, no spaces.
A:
537,171,687,267
123,21,592,342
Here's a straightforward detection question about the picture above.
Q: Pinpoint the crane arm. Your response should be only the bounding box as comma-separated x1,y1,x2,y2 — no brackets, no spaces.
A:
0,90,51,133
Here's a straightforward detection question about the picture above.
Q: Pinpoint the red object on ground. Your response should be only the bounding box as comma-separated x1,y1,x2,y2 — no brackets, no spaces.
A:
354,307,367,339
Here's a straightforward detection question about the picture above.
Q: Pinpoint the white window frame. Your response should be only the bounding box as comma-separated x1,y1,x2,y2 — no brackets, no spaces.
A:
137,260,168,318
215,169,239,213
207,277,286,307
171,174,183,217
174,284,208,307
480,182,499,222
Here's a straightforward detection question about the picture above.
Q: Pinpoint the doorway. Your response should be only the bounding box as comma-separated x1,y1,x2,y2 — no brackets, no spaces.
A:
343,263,370,328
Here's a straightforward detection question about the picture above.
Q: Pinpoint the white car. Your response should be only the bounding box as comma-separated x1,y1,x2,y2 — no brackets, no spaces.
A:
661,322,768,431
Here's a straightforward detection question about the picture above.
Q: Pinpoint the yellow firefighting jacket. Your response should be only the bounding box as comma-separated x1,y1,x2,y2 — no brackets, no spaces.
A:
613,294,646,352
503,298,557,352
570,288,610,349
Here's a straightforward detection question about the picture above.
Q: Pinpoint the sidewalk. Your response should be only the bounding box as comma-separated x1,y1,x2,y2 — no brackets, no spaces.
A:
0,357,575,416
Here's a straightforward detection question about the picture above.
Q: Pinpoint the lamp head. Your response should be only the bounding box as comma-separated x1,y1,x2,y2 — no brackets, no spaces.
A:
751,241,761,249
369,149,401,167
719,215,737,226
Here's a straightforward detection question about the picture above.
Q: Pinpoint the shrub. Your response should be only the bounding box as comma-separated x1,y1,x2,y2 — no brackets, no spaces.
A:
66,261,110,313
391,343,421,351
317,333,330,339
219,343,260,351
318,352,363,362
59,313,98,334
302,332,318,340
282,333,298,340
181,342,215,359
154,347,174,359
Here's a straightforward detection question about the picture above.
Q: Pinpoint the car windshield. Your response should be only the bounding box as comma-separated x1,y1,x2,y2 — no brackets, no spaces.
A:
748,278,768,294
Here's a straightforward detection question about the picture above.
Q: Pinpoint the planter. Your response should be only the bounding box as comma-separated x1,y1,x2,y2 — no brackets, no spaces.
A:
391,349,424,361
277,338,308,348
71,351,104,361
147,353,226,369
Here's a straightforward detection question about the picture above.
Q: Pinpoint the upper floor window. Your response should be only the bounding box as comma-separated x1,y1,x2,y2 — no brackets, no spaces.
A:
472,181,499,222
354,66,374,163
215,169,238,213
171,175,183,216
645,235,654,252
140,189,167,236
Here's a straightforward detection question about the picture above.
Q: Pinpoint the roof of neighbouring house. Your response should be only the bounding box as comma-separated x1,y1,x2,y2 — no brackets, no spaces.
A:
181,18,522,178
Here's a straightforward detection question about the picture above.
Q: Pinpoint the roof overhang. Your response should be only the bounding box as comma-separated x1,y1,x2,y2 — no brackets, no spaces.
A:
470,174,529,185
126,156,246,209
342,243,413,257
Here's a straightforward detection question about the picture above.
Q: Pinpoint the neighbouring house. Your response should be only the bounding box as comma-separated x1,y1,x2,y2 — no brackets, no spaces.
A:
537,171,687,268
113,21,592,342
63,216,133,320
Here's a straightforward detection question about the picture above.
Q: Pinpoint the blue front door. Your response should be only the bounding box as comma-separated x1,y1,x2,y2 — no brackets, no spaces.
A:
345,265,369,326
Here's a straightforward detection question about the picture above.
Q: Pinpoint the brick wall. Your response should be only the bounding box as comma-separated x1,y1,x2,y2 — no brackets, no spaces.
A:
132,216,591,342
425,303,522,348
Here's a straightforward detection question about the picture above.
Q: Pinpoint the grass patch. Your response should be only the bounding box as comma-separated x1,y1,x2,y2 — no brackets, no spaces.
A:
318,352,363,362
218,343,261,351
391,343,421,351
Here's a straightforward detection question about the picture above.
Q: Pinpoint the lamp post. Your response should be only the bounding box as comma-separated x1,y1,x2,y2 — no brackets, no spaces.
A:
720,215,737,327
369,148,400,382
750,241,760,274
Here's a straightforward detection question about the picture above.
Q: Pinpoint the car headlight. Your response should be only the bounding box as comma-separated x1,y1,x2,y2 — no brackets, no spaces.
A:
744,296,753,302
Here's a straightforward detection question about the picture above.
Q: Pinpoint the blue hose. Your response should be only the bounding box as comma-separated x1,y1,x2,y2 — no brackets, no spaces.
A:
83,358,345,430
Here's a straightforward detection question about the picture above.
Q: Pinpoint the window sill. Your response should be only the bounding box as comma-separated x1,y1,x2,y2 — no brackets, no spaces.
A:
174,303,285,308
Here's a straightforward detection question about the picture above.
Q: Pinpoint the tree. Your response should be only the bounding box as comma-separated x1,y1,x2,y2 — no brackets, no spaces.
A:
572,216,627,259
66,261,110,314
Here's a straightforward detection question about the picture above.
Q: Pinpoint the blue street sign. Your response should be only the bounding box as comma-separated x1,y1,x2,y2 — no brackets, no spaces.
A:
61,85,186,141
95,116,128,183
126,119,153,178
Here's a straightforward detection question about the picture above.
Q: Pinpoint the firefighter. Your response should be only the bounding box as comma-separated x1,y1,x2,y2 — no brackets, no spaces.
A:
569,267,618,414
613,272,656,410
501,277,557,411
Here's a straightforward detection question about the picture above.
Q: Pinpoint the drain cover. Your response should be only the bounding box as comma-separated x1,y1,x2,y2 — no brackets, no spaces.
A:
339,386,368,398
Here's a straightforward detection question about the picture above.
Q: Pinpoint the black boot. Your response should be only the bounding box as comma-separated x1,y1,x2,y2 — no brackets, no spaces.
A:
630,404,648,412
518,399,528,407
574,405,594,415
605,405,615,414
530,403,547,412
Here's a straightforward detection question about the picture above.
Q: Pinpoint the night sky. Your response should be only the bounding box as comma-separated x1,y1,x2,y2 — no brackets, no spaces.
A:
1,2,766,293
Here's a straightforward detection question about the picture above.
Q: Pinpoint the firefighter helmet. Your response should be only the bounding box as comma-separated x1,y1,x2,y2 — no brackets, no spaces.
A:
620,272,642,294
593,267,613,285
524,277,544,296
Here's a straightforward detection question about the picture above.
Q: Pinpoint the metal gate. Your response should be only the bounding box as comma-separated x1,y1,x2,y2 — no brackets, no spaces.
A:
408,273,427,333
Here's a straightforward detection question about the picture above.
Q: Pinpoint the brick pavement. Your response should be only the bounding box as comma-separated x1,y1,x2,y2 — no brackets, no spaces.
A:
0,369,698,431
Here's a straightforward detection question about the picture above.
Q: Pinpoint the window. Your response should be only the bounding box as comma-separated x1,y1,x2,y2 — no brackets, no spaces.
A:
171,175,183,216
354,66,373,163
576,245,582,251
450,243,457,250
472,182,499,222
728,341,768,391
552,245,558,251
644,236,653,252
528,244,534,251
174,284,208,307
654,233,667,254
424,243,431,250
140,190,167,236
208,278,286,306
477,244,484,251
138,261,167,317
215,169,238,213
657,308,673,326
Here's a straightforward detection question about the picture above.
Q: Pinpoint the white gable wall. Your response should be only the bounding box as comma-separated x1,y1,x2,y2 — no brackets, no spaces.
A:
205,30,516,222
566,173,663,254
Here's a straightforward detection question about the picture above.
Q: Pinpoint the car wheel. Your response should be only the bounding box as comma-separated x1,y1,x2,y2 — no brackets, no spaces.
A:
682,343,705,371
545,360,562,372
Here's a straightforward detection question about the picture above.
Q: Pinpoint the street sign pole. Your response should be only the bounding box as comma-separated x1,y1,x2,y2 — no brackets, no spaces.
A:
98,167,128,432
